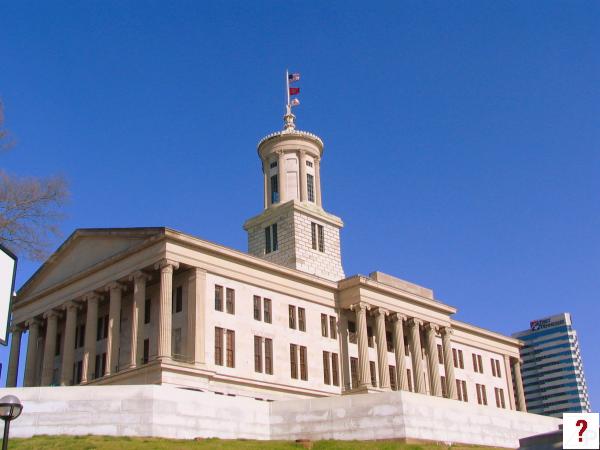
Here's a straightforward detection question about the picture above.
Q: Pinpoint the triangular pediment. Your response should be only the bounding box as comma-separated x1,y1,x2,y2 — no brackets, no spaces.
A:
18,228,164,300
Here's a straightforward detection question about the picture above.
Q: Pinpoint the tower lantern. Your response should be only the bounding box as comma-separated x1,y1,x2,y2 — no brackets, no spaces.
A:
243,72,345,282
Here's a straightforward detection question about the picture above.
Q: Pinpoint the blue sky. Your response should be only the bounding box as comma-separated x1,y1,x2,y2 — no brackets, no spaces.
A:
1,2,598,409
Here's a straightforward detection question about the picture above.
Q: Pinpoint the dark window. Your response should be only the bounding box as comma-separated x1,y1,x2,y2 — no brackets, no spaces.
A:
321,314,328,337
103,314,109,340
478,355,483,374
270,161,277,169
75,360,83,384
496,359,501,378
318,224,325,252
441,376,447,398
311,222,325,252
264,299,272,324
226,288,235,314
390,365,397,391
350,357,358,388
306,160,313,167
323,351,330,384
298,308,306,332
265,226,272,254
253,296,261,321
272,223,278,251
265,224,278,254
307,174,315,202
387,331,394,352
348,321,357,344
101,352,107,377
491,358,497,376
78,325,85,348
174,286,183,313
329,316,337,339
407,369,413,392
437,344,443,364
55,332,61,356
370,361,377,387
215,327,223,366
311,222,317,249
367,326,374,348
270,175,279,203
226,330,235,368
254,336,262,373
143,338,149,364
94,354,101,379
144,298,151,324
97,317,103,341
289,305,296,329
290,344,298,379
215,285,223,311
299,346,308,380
265,338,273,375
332,353,339,386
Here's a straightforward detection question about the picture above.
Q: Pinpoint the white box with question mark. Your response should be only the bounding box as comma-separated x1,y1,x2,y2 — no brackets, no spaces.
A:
563,412,599,449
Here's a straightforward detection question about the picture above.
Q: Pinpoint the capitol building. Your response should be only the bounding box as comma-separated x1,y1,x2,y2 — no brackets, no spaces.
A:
7,107,529,416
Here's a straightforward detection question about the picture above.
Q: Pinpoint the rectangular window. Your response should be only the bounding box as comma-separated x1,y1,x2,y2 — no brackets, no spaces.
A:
214,327,223,366
367,326,374,348
143,338,149,364
74,326,79,350
318,224,325,252
270,174,279,203
311,222,317,250
101,352,107,377
264,298,272,324
407,369,413,392
323,351,331,385
215,285,223,311
144,298,151,324
481,384,488,405
321,314,328,337
457,379,468,402
473,353,483,373
329,316,337,339
404,335,410,356
253,296,261,321
172,286,183,313
473,353,478,372
478,354,483,374
97,317,103,341
350,357,358,389
299,346,308,380
172,328,182,357
103,314,108,340
437,344,443,364
254,336,263,373
390,365,397,391
265,338,273,375
499,388,505,408
441,376,447,398
264,224,279,254
491,358,496,376
265,226,271,254
307,174,315,202
270,161,278,169
298,307,306,332
226,330,235,368
226,288,235,314
462,380,468,402
348,321,357,344
290,344,298,379
496,359,501,378
332,353,339,386
370,361,377,387
386,331,394,352
289,305,296,329
311,223,325,252
55,332,61,356
95,354,101,379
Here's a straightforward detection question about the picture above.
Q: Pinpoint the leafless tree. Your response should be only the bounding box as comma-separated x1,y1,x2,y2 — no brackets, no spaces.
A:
0,100,68,260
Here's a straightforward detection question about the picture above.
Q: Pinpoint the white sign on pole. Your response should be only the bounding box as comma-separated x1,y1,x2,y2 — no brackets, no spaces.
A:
0,244,17,346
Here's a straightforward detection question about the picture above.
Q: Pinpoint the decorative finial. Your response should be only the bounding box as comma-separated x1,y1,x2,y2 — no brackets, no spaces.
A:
284,70,301,131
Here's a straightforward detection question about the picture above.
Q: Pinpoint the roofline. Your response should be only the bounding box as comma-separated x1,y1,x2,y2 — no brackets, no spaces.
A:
451,319,523,347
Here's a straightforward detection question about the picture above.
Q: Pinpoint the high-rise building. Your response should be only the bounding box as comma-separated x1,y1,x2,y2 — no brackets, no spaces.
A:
512,313,591,417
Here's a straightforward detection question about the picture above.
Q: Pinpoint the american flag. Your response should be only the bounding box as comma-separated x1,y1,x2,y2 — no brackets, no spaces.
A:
288,73,300,82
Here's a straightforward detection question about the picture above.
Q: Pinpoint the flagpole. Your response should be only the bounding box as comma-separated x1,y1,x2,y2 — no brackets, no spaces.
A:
286,69,290,109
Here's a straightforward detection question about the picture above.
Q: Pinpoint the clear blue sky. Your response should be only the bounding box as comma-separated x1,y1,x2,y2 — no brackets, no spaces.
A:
1,2,598,409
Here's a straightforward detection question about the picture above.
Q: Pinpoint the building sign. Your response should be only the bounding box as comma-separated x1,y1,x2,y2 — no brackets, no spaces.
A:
0,244,17,346
530,316,566,331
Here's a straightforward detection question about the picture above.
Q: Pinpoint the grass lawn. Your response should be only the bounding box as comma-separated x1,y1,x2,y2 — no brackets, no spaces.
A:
7,435,507,450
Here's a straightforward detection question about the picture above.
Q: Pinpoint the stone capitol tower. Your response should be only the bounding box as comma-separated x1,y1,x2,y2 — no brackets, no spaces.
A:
243,84,345,282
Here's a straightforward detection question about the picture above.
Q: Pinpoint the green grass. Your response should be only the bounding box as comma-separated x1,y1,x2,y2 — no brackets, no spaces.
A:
7,435,506,450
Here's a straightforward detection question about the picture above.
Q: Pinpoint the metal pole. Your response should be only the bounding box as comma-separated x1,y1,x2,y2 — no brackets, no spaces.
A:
286,69,290,108
2,419,10,450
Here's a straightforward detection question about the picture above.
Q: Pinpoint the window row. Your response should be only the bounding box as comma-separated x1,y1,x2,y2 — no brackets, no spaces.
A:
253,296,272,323
321,314,337,339
254,336,273,374
214,285,235,314
311,222,325,252
289,305,306,331
214,327,235,368
322,351,340,386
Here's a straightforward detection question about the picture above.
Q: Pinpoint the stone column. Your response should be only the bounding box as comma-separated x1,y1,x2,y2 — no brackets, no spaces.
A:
351,302,371,389
24,319,41,387
511,357,527,412
155,259,179,360
441,327,457,399
338,312,352,391
373,308,390,389
187,267,206,364
105,282,125,376
298,150,307,202
81,293,100,383
277,150,286,203
390,313,408,391
407,318,426,394
129,271,150,368
314,158,322,207
6,325,23,387
60,301,79,385
424,323,442,397
503,354,516,410
41,310,60,386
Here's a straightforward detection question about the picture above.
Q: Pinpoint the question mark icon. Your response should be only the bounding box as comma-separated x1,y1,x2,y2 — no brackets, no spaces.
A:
576,419,588,443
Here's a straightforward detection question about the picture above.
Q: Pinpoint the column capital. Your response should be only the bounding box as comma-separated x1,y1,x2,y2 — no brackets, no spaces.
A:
389,312,407,322
83,292,101,303
423,322,439,333
371,307,389,317
407,317,423,327
440,326,453,337
510,356,523,366
349,302,370,312
25,318,42,328
154,258,180,271
129,270,152,282
105,281,127,292
298,149,307,157
10,323,24,333
62,300,80,311
43,310,61,320
275,149,285,157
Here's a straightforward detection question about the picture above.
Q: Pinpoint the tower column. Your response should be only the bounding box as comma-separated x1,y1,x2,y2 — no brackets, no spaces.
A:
129,271,150,368
24,319,41,387
373,308,390,389
41,310,60,386
424,323,442,397
351,302,371,388
511,357,527,412
407,318,426,394
60,301,79,385
441,327,458,399
390,313,408,391
277,150,286,203
314,158,322,207
6,324,23,387
81,293,99,383
156,259,179,360
298,150,308,202
105,282,125,376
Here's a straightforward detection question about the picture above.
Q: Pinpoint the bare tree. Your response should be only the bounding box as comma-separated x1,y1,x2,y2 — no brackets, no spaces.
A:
0,101,68,260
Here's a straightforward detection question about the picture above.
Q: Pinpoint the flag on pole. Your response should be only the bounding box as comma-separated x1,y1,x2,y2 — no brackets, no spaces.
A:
288,73,300,82
291,98,300,106
289,87,300,95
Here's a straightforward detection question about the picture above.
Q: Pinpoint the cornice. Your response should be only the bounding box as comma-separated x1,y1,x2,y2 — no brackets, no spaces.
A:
257,128,324,151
